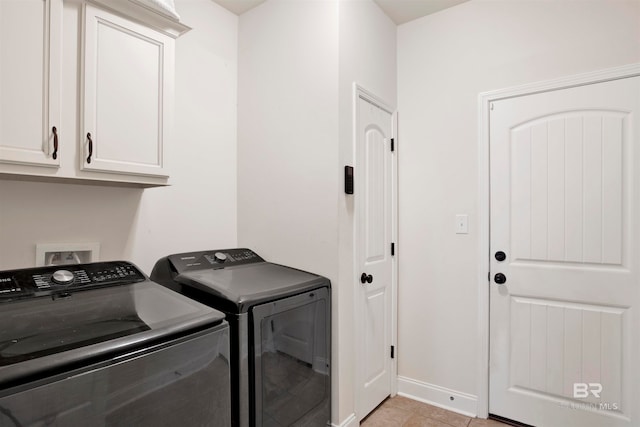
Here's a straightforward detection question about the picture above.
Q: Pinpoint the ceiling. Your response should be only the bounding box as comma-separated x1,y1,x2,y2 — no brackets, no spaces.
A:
373,0,469,24
212,0,265,16
211,0,470,24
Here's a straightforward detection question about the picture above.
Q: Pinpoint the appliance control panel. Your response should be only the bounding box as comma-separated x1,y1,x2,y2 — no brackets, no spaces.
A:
168,248,264,273
0,261,146,301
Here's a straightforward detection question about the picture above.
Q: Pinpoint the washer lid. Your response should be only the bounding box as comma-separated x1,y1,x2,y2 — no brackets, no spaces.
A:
0,281,225,387
176,263,329,312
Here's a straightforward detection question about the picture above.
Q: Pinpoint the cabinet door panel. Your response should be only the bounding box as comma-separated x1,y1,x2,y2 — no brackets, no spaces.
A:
82,4,171,178
0,0,61,167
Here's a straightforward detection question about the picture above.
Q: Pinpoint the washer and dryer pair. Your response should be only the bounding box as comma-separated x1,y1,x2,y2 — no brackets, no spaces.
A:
0,249,330,427
152,248,331,427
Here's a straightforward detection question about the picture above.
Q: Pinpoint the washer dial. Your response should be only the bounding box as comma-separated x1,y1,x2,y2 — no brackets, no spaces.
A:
51,270,74,286
214,252,227,263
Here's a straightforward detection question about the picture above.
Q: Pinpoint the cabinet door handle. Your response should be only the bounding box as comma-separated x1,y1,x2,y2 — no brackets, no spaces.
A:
86,133,93,164
52,127,59,160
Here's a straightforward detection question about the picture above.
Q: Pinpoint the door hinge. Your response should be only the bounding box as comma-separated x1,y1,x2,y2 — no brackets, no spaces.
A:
390,345,395,359
391,242,395,256
390,138,395,152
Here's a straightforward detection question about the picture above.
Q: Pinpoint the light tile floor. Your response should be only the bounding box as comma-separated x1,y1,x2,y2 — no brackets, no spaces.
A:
361,396,508,427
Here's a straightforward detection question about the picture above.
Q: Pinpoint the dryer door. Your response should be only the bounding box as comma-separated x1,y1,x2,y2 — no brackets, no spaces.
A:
252,287,330,427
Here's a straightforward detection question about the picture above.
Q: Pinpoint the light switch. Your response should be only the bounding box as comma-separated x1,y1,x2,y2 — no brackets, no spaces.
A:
455,214,468,234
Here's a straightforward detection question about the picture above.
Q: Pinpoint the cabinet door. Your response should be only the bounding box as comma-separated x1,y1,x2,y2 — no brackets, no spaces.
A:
0,0,62,167
81,3,173,178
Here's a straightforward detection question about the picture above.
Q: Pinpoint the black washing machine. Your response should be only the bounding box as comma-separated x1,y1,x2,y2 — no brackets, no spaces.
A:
0,261,231,427
151,249,331,427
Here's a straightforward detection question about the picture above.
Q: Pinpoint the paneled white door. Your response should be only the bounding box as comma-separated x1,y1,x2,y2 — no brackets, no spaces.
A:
489,76,640,426
356,93,395,420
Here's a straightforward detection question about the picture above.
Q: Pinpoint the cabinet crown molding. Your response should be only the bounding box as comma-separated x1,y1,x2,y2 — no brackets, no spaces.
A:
88,0,191,38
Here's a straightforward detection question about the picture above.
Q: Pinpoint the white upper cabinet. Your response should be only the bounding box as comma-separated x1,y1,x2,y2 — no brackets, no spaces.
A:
0,0,62,168
0,0,189,187
81,3,173,179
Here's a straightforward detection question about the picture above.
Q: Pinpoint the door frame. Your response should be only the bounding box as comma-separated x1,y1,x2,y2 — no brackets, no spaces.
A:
476,63,640,418
353,83,398,419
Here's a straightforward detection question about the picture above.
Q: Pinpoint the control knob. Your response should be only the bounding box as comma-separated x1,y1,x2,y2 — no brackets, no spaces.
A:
51,270,74,286
214,252,227,263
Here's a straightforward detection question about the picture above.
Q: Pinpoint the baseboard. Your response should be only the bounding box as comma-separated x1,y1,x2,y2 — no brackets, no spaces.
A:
332,413,357,427
397,376,478,417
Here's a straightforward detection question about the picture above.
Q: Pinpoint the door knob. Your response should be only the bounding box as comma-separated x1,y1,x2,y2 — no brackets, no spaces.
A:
495,251,506,262
494,273,507,284
360,273,373,284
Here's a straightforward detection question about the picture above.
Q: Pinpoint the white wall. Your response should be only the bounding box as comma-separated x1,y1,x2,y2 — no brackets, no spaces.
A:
397,0,640,413
237,0,339,277
0,0,238,274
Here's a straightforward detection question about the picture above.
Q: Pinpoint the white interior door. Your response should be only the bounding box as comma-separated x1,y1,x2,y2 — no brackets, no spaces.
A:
356,93,395,420
489,76,640,427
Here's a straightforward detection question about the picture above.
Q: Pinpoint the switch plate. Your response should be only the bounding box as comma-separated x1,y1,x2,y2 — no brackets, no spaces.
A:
455,214,468,234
